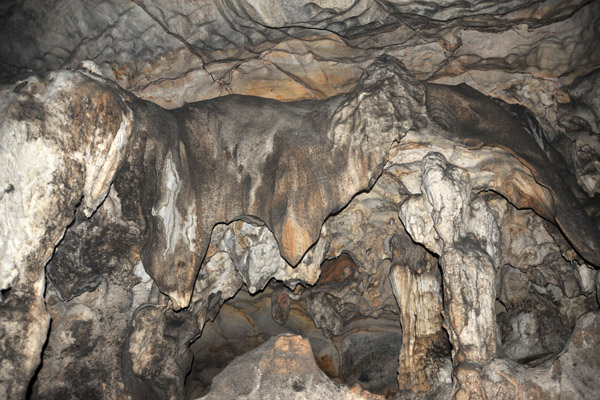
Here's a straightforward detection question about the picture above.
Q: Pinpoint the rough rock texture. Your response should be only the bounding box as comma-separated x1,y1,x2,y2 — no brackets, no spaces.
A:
1,1,600,399
446,311,600,399
32,280,142,399
389,260,450,396
0,69,134,399
199,334,384,400
187,284,402,398
425,82,600,266
140,55,426,310
398,152,500,395
2,0,598,114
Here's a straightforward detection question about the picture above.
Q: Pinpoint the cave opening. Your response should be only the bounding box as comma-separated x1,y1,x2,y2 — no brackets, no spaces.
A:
185,253,409,399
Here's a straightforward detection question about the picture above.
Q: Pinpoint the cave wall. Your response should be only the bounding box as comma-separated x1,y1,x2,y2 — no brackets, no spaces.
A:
1,1,600,399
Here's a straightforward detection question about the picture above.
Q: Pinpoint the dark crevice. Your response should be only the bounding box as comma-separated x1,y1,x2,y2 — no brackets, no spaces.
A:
0,287,10,302
185,278,403,398
25,318,52,400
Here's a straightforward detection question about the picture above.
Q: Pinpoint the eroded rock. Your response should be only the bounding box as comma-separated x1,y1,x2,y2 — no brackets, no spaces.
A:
0,69,134,398
199,334,383,400
398,152,500,394
452,310,600,399
389,261,450,396
140,56,426,310
1,8,599,396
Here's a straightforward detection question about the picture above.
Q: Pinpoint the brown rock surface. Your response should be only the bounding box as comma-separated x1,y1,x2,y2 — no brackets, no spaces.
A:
1,2,600,399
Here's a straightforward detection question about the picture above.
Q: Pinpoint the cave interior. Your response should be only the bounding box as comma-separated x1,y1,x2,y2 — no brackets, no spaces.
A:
1,1,600,399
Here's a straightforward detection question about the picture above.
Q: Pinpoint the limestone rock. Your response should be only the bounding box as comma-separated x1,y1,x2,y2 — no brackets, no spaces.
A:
31,280,139,399
498,265,530,311
496,256,597,364
557,69,600,197
425,82,600,266
597,269,600,306
0,70,134,398
453,311,600,400
190,250,244,331
338,329,404,395
46,177,144,301
202,220,325,295
140,56,425,310
127,306,195,400
198,334,383,400
187,283,403,398
1,3,600,398
2,0,597,118
305,292,345,338
389,262,450,396
300,171,410,324
555,311,600,398
398,152,500,395
270,286,291,326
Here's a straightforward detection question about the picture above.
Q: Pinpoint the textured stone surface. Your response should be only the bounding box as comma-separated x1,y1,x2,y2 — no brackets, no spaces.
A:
198,334,384,400
1,2,600,399
32,280,141,399
389,261,450,396
140,56,426,310
2,0,598,116
424,82,600,266
556,68,600,199
449,311,600,400
0,69,134,399
187,285,402,398
127,306,194,399
398,152,500,397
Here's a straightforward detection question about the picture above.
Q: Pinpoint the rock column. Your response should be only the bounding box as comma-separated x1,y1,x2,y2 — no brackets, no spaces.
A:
389,260,445,395
399,152,501,397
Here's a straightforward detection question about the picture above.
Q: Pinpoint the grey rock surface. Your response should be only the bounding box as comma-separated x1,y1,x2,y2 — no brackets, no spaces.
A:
198,334,384,400
0,2,599,399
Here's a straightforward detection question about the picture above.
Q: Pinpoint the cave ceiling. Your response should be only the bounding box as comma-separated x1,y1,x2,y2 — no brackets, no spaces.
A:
1,1,600,399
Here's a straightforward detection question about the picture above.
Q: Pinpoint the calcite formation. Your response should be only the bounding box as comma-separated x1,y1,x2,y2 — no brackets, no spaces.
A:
1,1,600,399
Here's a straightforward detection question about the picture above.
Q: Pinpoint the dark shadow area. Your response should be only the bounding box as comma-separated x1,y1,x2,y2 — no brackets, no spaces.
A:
185,275,403,399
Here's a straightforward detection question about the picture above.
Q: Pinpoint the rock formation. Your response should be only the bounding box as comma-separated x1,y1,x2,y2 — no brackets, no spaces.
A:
1,1,599,399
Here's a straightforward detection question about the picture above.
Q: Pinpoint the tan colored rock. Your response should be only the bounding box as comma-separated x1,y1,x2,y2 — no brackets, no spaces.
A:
424,81,600,265
452,311,600,399
389,262,448,395
203,220,326,294
557,69,600,197
128,306,193,399
139,57,426,309
398,152,500,395
32,280,146,399
442,244,498,364
430,1,600,139
0,5,599,394
3,0,596,123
